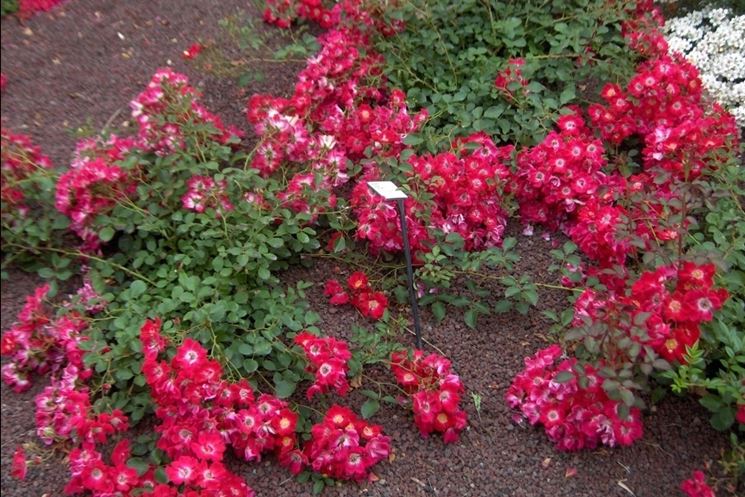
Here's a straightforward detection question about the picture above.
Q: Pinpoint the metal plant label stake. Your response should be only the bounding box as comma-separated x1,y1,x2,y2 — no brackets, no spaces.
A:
367,181,423,349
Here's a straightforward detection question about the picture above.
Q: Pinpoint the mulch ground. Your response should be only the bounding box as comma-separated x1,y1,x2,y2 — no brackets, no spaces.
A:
0,2,736,497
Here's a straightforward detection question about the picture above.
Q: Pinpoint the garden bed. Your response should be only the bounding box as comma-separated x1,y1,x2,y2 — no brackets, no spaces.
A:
1,1,742,497
1,257,733,497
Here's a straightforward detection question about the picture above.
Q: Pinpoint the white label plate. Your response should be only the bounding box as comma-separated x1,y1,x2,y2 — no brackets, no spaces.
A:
367,181,408,200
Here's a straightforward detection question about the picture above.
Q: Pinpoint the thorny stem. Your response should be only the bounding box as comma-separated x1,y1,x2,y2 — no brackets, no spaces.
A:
291,402,325,418
362,373,410,397
303,251,407,272
534,282,582,292
451,268,580,292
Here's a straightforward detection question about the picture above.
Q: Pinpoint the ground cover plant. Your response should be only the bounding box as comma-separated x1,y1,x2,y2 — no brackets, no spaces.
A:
374,0,640,148
366,0,744,465
1,0,744,496
663,5,745,126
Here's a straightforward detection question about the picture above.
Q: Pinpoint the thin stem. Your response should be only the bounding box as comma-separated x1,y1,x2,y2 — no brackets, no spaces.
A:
534,282,583,293
3,243,157,286
361,373,410,397
403,325,446,355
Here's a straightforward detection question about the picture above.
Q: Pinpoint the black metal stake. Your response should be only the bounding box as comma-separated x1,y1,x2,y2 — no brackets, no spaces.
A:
397,198,423,349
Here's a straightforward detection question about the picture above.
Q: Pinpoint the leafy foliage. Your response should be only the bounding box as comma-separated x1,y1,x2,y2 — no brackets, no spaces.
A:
1,130,71,285
664,152,745,431
2,88,328,420
414,233,540,327
81,139,327,418
1,0,19,16
376,0,638,149
2,0,744,493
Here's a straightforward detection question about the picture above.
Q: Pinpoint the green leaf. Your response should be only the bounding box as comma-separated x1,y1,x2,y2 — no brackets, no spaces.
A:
523,288,539,306
484,105,505,119
267,238,284,248
360,399,380,419
253,341,272,356
652,358,671,371
304,311,320,325
617,403,630,421
333,235,346,253
502,237,517,251
99,227,116,242
464,309,477,329
699,395,723,412
243,359,259,373
559,85,576,104
179,272,198,292
361,390,380,399
554,371,574,383
505,286,521,298
710,407,735,431
274,379,297,399
432,302,446,322
297,471,311,483
115,369,133,381
403,134,423,146
619,388,635,406
127,457,150,476
37,267,55,279
153,467,168,484
130,280,148,298
313,480,325,495
493,300,512,313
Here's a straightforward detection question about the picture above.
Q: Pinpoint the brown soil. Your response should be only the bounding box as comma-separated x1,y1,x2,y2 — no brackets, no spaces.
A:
0,2,736,497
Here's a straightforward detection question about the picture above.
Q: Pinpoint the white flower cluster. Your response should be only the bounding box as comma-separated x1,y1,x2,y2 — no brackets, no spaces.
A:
664,7,745,127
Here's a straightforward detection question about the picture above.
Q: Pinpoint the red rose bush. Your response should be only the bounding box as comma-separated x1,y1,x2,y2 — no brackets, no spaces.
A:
323,271,389,320
294,331,352,399
390,350,468,443
304,405,390,481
